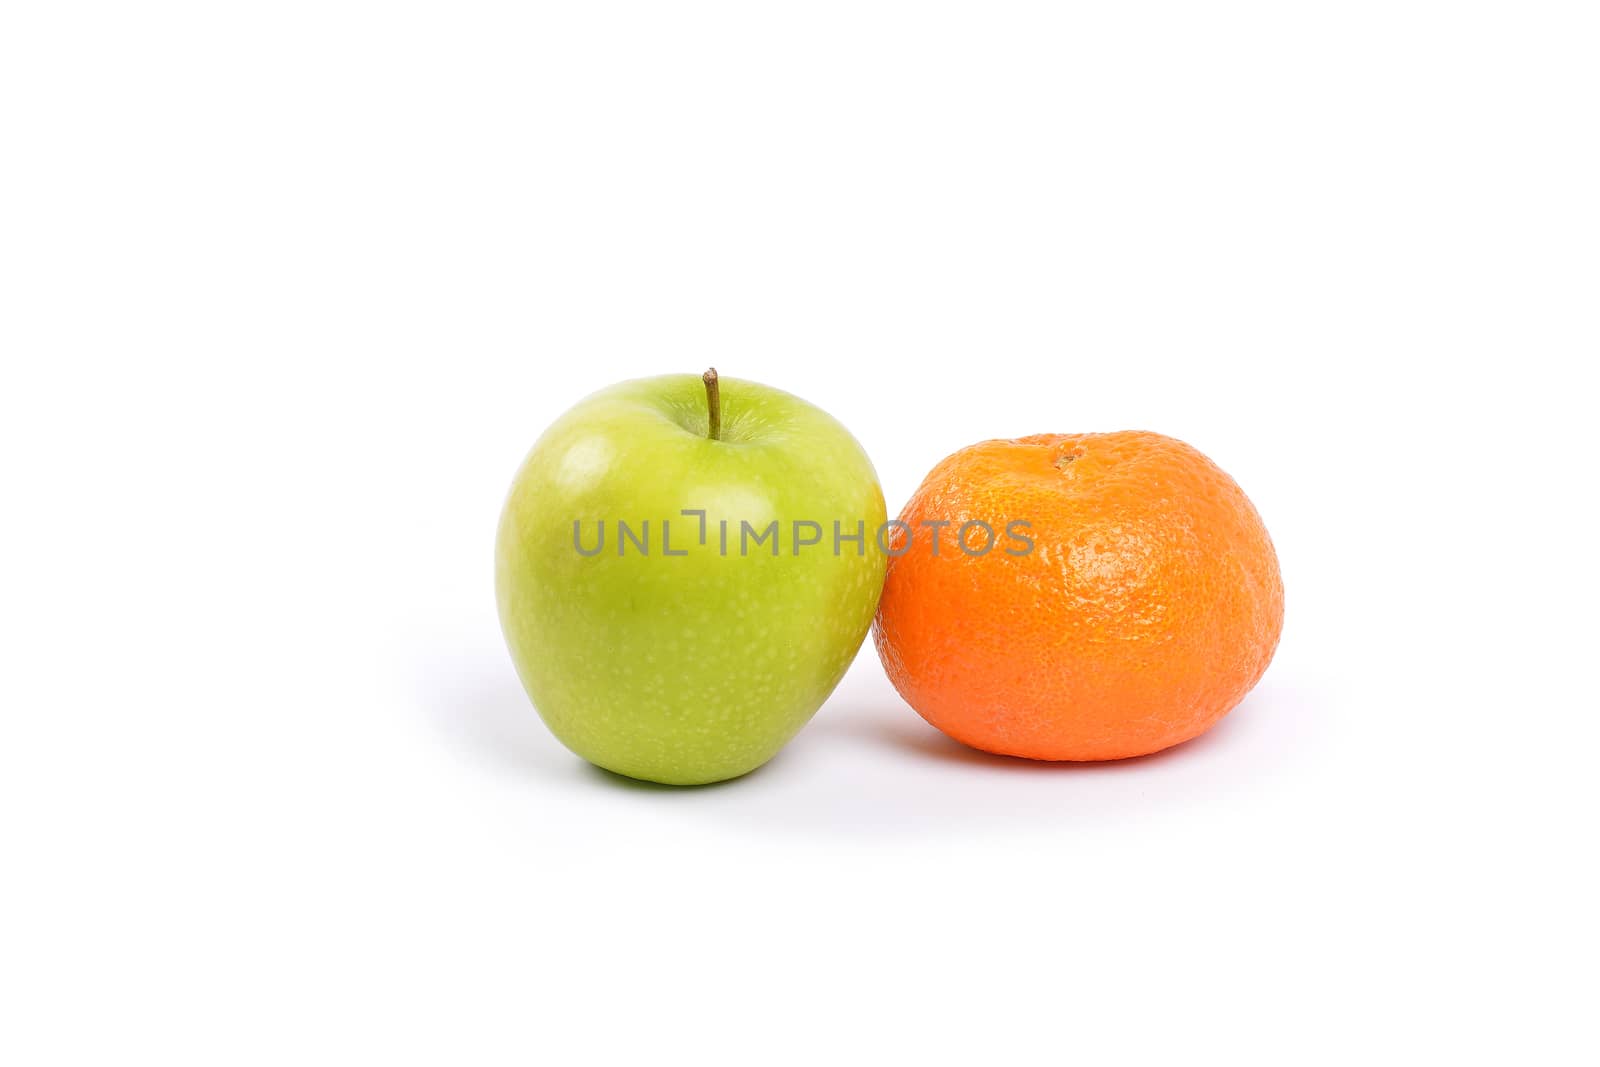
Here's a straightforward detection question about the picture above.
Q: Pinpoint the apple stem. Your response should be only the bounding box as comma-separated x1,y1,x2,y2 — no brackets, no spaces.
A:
702,368,721,441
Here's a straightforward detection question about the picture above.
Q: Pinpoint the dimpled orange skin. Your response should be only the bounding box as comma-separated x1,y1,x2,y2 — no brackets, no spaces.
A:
873,432,1284,761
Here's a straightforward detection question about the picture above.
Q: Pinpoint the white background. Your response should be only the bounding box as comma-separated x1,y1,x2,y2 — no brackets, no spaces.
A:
3,2,1596,1063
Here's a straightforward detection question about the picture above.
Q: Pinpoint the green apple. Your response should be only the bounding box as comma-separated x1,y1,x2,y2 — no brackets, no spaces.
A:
495,371,887,785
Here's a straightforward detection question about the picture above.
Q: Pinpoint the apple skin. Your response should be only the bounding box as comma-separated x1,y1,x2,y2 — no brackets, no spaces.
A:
496,374,887,785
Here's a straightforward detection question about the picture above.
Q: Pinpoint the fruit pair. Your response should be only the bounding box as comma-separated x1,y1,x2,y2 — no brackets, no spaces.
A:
496,371,1283,785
